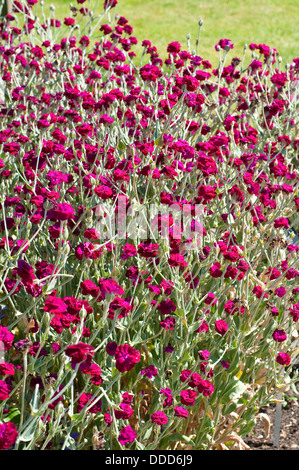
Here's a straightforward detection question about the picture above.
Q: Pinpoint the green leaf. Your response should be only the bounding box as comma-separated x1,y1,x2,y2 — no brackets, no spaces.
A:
136,441,146,450
3,408,21,423
221,377,247,404
19,417,39,442
159,432,195,450
118,141,126,150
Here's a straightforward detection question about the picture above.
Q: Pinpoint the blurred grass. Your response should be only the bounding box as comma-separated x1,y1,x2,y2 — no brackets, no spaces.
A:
30,0,299,66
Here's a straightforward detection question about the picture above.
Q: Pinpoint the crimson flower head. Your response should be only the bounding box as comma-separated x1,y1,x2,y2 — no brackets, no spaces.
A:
17,259,36,284
0,380,11,400
47,202,75,221
151,411,168,426
276,353,291,366
0,326,14,351
0,422,18,450
80,280,100,297
215,319,228,336
272,329,287,342
180,389,197,406
118,425,136,446
215,38,234,51
174,406,189,418
77,393,102,414
98,278,124,298
106,341,118,356
104,0,117,8
114,344,141,373
137,241,159,258
167,41,181,54
65,342,94,368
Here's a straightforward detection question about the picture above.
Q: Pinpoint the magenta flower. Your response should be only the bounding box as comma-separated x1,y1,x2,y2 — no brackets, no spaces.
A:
140,365,158,379
65,342,95,367
137,241,159,258
272,329,287,342
157,299,176,315
151,411,168,425
0,380,11,400
276,353,291,366
0,422,18,450
80,280,100,297
44,295,67,315
180,389,197,406
77,393,102,413
209,262,223,278
274,217,289,229
118,425,136,446
114,403,134,420
114,344,141,373
174,406,189,418
197,379,215,397
98,278,124,298
0,326,14,350
215,319,228,336
47,203,75,221
274,287,287,297
121,243,137,260
17,259,36,284
221,361,230,369
160,316,176,330
106,341,118,356
0,362,15,376
167,41,181,54
215,38,234,50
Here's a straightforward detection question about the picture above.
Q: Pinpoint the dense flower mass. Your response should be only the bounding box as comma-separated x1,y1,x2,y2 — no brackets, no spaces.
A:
0,0,298,452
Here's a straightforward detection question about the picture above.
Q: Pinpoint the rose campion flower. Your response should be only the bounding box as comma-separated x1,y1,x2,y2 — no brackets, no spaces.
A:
276,353,291,366
114,403,134,420
274,217,289,229
197,379,215,397
0,326,14,350
0,362,15,376
47,203,75,221
275,287,287,297
106,341,118,356
209,262,223,278
65,342,95,368
151,411,168,425
0,380,11,400
215,38,234,50
272,329,287,342
98,278,124,298
180,389,197,406
221,361,230,369
140,365,158,379
77,393,102,413
80,279,100,297
114,344,141,373
199,350,210,360
174,406,189,418
0,422,18,450
17,259,36,284
118,426,136,446
215,319,228,336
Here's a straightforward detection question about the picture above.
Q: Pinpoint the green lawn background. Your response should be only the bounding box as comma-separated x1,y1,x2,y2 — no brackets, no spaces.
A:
38,0,299,66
